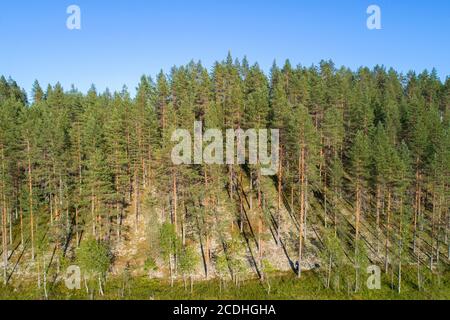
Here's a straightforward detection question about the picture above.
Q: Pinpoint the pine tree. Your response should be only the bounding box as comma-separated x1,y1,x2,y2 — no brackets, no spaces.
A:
32,80,44,103
286,104,319,277
349,130,371,290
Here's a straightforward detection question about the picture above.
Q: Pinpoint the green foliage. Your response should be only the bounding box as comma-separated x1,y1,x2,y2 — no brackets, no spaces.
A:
76,239,112,277
178,245,200,276
215,253,230,280
144,257,158,272
350,130,371,183
158,222,181,274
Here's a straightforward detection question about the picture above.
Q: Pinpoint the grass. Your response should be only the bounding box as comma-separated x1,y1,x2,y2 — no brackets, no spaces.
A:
1,269,449,300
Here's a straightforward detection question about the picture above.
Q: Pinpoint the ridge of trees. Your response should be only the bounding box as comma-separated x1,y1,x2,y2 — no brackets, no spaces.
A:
0,57,448,295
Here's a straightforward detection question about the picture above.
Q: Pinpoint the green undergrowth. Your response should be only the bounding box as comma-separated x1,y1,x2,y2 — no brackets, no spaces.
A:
1,270,449,300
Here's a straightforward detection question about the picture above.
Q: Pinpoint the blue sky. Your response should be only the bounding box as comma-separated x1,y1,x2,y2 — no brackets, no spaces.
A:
0,0,448,96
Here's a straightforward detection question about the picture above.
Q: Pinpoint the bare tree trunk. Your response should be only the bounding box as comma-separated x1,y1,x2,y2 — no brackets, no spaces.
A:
2,204,7,285
249,171,253,210
172,171,177,232
355,183,361,243
182,200,186,247
75,207,79,247
430,188,436,269
436,191,443,264
376,184,381,256
239,198,244,232
98,276,104,296
324,183,328,228
26,139,35,261
304,173,308,241
20,207,24,249
354,180,361,292
385,190,391,273
417,247,421,290
8,207,12,246
1,143,6,284
134,166,140,232
43,256,48,300
277,146,282,246
290,185,294,213
398,259,402,294
169,254,174,288
37,257,41,289
229,165,233,198
204,169,210,279
413,159,420,253
91,192,96,238
398,197,403,294
334,187,338,237
84,277,89,294
327,255,332,288
298,148,305,278
258,165,264,280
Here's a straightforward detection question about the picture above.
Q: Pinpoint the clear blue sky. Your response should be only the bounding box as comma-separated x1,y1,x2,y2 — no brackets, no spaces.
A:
0,0,448,96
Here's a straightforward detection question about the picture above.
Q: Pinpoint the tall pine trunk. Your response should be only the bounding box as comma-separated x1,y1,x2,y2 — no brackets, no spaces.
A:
277,146,282,246
26,138,35,261
298,147,305,278
384,190,391,272
1,143,7,284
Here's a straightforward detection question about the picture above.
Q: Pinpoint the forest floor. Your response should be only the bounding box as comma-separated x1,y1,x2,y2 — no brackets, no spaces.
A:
1,270,449,300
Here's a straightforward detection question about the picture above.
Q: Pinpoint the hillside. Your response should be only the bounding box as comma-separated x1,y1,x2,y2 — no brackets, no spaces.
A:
0,56,449,299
